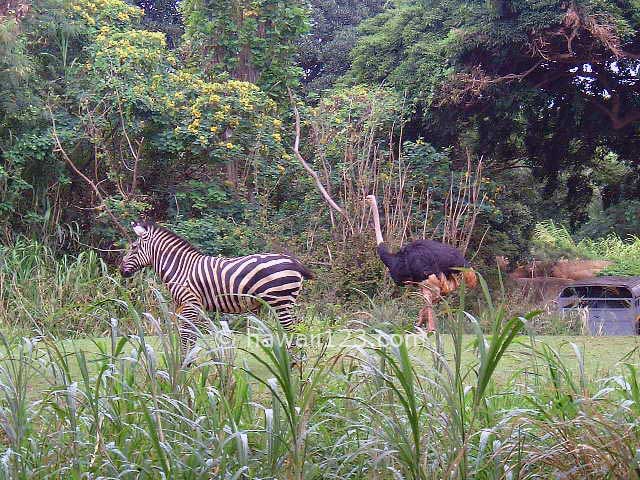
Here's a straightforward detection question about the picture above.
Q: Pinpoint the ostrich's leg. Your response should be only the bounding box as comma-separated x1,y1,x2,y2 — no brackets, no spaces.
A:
417,289,438,332
418,276,441,332
438,272,452,295
417,289,432,329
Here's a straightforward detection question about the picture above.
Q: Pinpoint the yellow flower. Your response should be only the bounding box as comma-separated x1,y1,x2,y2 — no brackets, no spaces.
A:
272,133,282,142
210,126,218,133
187,118,200,132
226,143,234,149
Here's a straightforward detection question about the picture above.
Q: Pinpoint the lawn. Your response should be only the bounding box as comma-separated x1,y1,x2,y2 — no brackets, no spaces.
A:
28,330,640,390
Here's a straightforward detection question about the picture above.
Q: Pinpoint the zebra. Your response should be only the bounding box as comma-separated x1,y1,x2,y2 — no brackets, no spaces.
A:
120,220,313,355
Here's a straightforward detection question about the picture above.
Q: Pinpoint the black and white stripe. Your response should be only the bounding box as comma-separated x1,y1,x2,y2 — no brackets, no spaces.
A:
120,221,313,351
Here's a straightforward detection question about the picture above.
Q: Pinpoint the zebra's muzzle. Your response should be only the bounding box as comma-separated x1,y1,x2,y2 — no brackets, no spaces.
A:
120,267,134,278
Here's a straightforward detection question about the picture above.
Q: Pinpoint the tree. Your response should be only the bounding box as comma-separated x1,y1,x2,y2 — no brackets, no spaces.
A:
0,0,288,247
297,0,386,94
180,0,309,96
351,0,640,229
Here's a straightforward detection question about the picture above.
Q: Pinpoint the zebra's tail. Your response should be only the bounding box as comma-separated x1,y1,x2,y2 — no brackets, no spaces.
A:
289,256,315,280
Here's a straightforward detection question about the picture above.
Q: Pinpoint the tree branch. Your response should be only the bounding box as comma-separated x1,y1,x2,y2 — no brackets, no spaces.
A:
288,87,347,218
588,95,640,130
48,105,130,238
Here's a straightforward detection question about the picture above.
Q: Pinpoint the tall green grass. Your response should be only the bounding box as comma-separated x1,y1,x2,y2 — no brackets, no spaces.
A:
534,220,640,275
1,275,639,478
0,239,163,336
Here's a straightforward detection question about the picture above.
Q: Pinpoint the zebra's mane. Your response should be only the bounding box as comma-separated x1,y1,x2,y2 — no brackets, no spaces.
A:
146,222,200,253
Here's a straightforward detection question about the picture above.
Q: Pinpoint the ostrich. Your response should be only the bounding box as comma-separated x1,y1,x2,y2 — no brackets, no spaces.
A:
365,195,477,332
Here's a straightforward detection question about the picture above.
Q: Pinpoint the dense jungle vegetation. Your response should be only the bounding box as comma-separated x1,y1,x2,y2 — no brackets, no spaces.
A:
1,0,639,299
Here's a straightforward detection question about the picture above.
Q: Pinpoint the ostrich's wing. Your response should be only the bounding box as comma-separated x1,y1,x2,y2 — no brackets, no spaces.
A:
398,240,468,282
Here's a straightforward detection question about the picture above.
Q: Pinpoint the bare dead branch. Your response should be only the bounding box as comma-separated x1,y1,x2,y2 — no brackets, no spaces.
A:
48,105,129,238
288,87,347,219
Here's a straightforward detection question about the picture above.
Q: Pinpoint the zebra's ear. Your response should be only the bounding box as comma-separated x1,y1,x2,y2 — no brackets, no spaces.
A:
132,221,147,237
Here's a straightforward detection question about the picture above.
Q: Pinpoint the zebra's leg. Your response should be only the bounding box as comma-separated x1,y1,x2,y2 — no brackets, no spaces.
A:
272,303,296,332
175,301,205,364
271,302,306,365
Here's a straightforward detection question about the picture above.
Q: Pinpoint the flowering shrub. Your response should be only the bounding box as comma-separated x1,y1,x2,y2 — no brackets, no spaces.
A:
67,0,142,30
156,73,284,164
91,29,169,79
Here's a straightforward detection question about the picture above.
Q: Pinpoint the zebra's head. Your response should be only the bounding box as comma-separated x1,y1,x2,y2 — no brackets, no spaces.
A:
120,221,154,278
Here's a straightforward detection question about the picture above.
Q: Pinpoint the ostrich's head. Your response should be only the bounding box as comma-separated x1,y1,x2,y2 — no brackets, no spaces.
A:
364,195,377,207
120,221,154,278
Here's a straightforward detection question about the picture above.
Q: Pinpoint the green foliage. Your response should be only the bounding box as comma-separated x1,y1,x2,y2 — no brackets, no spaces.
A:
135,0,183,47
171,215,262,257
3,0,640,315
67,0,143,30
533,220,640,275
352,0,638,108
478,168,540,264
180,0,309,95
351,0,640,228
153,72,284,162
165,178,281,256
298,0,386,93
579,199,640,239
0,0,291,246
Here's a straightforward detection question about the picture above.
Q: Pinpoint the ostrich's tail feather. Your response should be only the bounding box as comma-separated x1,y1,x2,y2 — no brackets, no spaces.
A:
461,268,478,289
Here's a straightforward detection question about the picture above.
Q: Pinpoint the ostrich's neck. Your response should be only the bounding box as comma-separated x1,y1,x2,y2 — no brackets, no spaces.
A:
370,199,385,246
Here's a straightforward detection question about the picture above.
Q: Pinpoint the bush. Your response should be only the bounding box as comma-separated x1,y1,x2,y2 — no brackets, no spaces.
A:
578,199,640,239
533,220,640,275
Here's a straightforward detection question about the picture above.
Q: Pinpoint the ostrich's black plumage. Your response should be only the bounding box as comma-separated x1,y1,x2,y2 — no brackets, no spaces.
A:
377,239,469,286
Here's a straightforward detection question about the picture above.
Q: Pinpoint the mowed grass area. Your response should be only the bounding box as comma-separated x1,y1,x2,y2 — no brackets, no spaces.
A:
14,329,640,396
53,331,640,372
